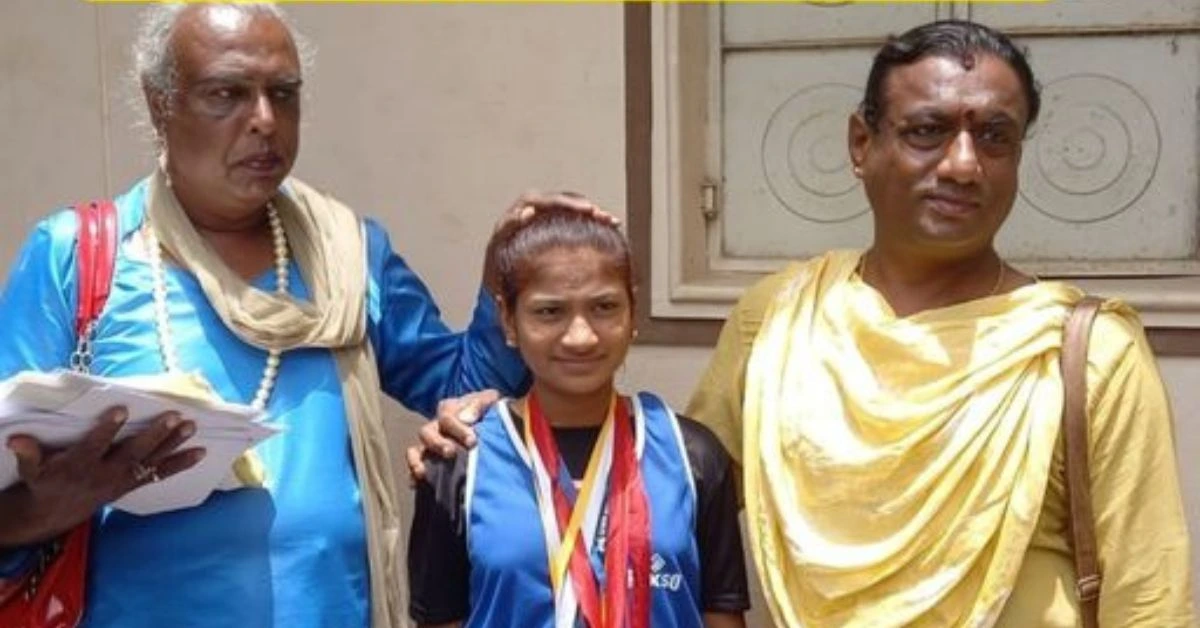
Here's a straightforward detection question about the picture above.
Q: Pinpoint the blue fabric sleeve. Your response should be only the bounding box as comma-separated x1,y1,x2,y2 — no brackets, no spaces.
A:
0,212,77,574
0,211,76,381
363,219,529,418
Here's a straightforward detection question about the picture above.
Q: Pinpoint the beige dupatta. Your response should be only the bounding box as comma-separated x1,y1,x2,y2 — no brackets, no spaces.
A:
146,170,403,628
742,250,1105,627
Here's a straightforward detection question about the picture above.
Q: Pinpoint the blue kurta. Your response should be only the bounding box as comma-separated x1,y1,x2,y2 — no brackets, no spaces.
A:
0,178,529,627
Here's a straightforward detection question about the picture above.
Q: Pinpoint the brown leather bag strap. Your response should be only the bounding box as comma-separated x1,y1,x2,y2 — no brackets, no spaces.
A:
1061,295,1105,628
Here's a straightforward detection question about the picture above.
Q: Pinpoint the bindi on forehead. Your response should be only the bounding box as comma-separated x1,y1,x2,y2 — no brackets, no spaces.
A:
886,54,1026,123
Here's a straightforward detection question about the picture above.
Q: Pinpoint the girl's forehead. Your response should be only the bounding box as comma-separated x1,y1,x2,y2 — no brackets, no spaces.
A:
521,247,625,291
526,246,619,272
528,244,608,262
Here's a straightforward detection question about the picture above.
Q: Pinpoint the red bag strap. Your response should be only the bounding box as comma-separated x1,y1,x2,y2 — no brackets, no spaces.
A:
0,201,114,625
72,201,118,339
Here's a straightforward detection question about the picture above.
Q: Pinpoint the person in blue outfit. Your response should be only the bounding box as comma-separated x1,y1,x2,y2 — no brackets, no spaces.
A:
408,208,749,628
0,4,603,627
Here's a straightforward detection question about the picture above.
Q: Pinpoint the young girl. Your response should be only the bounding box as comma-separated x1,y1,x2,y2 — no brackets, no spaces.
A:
408,209,748,628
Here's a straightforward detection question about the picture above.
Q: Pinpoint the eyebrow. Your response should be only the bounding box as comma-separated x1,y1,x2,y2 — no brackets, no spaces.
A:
524,290,624,303
899,107,1019,125
899,108,954,122
977,112,1019,125
192,73,303,88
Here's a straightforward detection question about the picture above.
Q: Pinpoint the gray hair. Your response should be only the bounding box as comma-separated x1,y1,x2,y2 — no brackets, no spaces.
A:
131,2,314,127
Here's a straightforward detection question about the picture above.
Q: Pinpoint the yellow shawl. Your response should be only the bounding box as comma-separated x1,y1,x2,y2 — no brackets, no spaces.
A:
743,250,1113,627
146,170,403,628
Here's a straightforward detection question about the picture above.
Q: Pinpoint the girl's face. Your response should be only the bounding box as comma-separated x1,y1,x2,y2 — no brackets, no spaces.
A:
501,246,634,400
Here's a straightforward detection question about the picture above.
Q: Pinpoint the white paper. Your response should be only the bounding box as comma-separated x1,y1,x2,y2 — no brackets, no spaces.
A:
0,370,281,515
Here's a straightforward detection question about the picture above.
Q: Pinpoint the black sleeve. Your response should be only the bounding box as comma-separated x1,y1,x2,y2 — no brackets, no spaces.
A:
677,415,751,614
407,451,471,625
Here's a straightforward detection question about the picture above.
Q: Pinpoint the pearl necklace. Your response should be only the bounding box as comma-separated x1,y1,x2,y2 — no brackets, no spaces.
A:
146,203,289,410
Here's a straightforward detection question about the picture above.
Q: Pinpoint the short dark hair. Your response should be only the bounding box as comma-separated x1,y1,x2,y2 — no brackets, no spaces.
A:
859,20,1040,132
485,206,635,312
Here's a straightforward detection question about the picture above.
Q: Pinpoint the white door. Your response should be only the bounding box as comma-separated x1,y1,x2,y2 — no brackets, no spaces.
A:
716,1,1200,276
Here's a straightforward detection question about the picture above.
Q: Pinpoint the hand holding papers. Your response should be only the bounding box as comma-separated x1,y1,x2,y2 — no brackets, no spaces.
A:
0,370,281,516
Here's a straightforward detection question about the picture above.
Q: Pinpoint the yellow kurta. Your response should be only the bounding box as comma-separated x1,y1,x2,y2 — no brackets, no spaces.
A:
688,251,1194,627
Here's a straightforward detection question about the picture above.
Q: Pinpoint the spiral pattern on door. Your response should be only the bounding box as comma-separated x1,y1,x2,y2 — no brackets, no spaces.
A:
760,83,866,223
1018,74,1160,223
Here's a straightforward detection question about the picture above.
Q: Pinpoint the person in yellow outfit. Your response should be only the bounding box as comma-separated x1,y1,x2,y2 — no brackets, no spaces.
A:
688,19,1195,627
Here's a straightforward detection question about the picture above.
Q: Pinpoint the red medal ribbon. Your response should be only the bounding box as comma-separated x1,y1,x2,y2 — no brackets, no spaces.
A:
525,393,651,628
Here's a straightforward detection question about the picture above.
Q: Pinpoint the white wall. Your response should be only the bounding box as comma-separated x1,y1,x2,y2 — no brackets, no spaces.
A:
1,1,1195,622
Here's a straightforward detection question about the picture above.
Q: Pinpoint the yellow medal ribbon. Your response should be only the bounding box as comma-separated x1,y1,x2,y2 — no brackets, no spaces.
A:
522,394,617,596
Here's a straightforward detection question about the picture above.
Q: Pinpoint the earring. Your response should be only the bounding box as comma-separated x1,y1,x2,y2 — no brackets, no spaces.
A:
158,152,173,189
505,337,517,348
631,329,639,340
852,165,863,177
